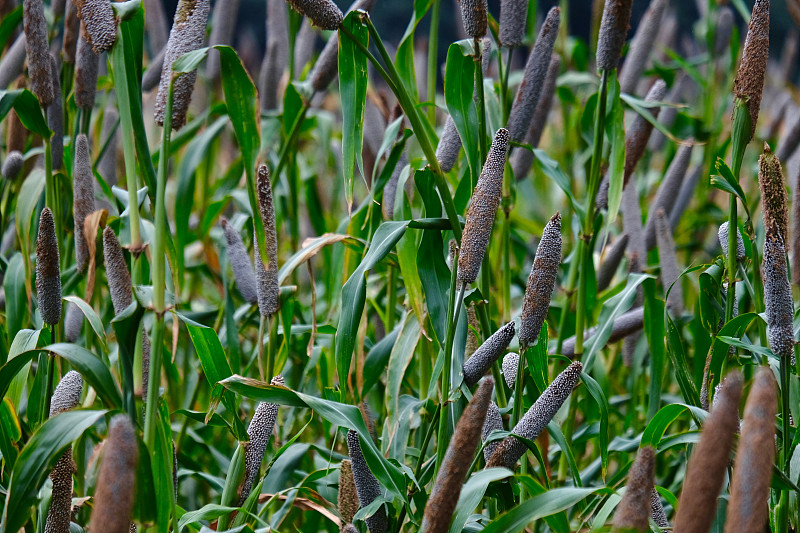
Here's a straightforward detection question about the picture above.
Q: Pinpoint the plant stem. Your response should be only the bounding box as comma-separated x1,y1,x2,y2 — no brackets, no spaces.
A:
426,0,440,125
574,70,609,358
386,266,396,333
111,30,143,278
144,76,173,453
43,136,62,261
474,38,487,166
266,312,279,380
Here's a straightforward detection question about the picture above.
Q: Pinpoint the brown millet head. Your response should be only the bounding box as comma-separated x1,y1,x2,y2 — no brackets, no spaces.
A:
762,224,794,359
487,361,582,470
23,0,54,106
73,134,95,273
499,0,528,48
45,450,76,533
73,0,117,53
75,31,99,110
338,459,359,526
718,221,745,262
240,379,282,504
50,370,83,416
154,0,210,130
1,151,24,181
463,322,515,387
309,33,339,92
506,7,560,143
724,367,777,533
611,446,657,533
655,209,683,315
36,207,62,326
733,0,769,141
624,80,666,187
286,0,343,30
89,415,139,533
345,429,387,533
421,378,494,533
482,400,504,462
457,128,509,285
342,525,358,533
651,488,670,528
436,116,462,173
255,165,280,317
220,217,258,304
794,163,800,286
103,227,133,315
518,212,562,349
618,0,666,95
62,0,80,63
673,371,743,533
457,0,488,38
758,144,789,246
715,6,735,55
596,0,634,72
596,233,629,291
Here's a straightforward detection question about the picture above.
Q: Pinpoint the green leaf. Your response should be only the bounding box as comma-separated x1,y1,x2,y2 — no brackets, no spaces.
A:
665,314,701,407
43,344,123,408
532,148,581,217
179,504,239,530
172,46,210,73
4,329,39,409
604,71,626,225
395,0,434,100
217,375,408,501
444,42,478,185
386,314,421,421
0,6,22,52
0,410,108,533
641,403,707,447
643,278,666,420
711,158,746,203
581,372,609,480
448,468,513,533
63,296,108,352
480,487,604,533
111,302,144,420
3,253,27,342
0,89,51,137
335,221,410,398
338,11,369,212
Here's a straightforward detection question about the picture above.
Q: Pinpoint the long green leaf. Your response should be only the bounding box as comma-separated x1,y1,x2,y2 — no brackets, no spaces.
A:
481,487,604,533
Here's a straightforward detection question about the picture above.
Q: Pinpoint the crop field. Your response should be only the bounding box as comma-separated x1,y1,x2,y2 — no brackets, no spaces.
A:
0,0,799,531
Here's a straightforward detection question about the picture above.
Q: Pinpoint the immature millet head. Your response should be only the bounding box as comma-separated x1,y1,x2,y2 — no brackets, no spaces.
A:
73,0,117,53
36,207,61,325
436,116,462,173
1,151,24,181
220,217,258,304
519,212,562,348
457,129,509,285
338,459,359,526
73,134,95,273
733,0,769,140
596,0,634,71
75,32,99,110
286,0,343,30
103,227,133,315
23,0,54,106
50,371,83,416
345,429,387,533
758,144,789,246
463,322,515,387
89,415,138,533
457,0,488,38
482,400,504,463
612,446,656,533
762,225,794,358
487,361,582,469
499,0,528,47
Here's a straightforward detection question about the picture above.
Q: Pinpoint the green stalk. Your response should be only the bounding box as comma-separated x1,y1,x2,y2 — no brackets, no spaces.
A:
111,30,144,282
43,136,62,260
513,348,526,427
257,314,266,380
574,70,609,357
386,266,396,333
355,18,463,242
426,0,441,125
474,38,487,165
144,75,173,453
266,312,279,380
475,304,507,407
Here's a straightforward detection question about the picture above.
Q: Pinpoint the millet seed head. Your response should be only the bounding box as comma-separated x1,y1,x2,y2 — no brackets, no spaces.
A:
103,227,133,315
73,134,95,273
421,378,493,533
338,459,359,526
23,0,54,106
154,0,210,130
506,7,560,143
596,233,629,291
240,386,280,504
502,352,519,389
673,371,743,533
763,225,794,358
75,31,99,110
655,209,683,315
221,217,258,304
718,221,745,262
650,488,670,528
733,0,769,141
499,0,528,48
1,151,24,181
624,80,666,187
463,322,515,387
457,128,509,285
644,143,693,250
457,0,488,38
715,6,735,55
50,370,83,416
612,446,656,533
519,212,562,349
286,0,343,30
346,429,387,533
758,143,789,246
64,302,83,343
45,450,76,533
436,116,462,173
596,0,634,72
73,0,117,53
618,0,666,95
482,400,503,463
487,361,582,469
254,165,280,316
62,0,80,63
36,207,61,325
0,34,27,91
89,415,138,533
724,367,777,533
309,33,339,92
